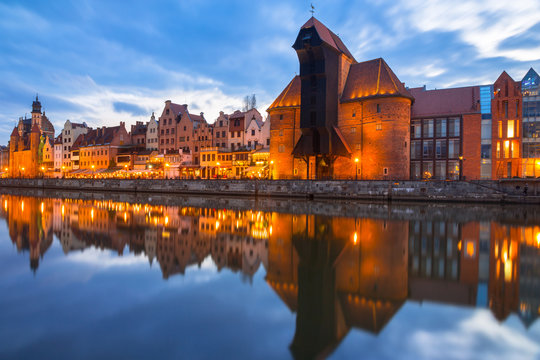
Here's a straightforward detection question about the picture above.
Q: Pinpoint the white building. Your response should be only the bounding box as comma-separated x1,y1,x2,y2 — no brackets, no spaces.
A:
61,120,89,170
146,113,159,150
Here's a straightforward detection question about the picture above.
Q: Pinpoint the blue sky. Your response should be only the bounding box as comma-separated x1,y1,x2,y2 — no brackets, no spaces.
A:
1,0,540,144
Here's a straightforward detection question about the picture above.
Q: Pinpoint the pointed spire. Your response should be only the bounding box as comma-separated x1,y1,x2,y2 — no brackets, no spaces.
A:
10,127,19,138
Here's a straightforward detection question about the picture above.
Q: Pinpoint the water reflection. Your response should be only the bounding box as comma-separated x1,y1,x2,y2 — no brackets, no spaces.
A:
1,194,539,358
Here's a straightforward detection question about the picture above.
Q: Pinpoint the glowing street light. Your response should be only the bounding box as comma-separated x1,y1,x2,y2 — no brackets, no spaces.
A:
355,158,359,180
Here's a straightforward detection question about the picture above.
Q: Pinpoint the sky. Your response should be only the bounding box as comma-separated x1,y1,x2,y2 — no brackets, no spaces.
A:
1,0,540,144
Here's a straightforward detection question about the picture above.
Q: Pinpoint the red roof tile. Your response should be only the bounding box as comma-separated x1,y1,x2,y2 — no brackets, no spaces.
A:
341,58,413,102
268,76,301,111
10,127,19,138
409,85,480,117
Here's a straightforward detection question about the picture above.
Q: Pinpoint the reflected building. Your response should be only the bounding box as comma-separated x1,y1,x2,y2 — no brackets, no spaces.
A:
0,194,539,358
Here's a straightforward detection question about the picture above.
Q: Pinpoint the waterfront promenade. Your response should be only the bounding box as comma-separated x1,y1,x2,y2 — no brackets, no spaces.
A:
1,178,539,204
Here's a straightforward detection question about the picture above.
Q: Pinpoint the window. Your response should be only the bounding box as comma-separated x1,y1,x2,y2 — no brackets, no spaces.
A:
266,139,270,145
351,127,356,133
293,168,298,175
436,118,447,137
435,140,447,158
481,144,491,159
504,101,508,118
279,115,283,120
383,167,388,175
504,140,510,158
423,140,433,158
278,144,285,153
507,120,514,138
448,139,460,158
448,118,460,137
435,161,446,180
511,141,518,158
481,120,491,140
411,120,421,139
251,130,255,136
376,123,382,131
222,131,226,137
279,130,283,136
377,104,381,113
411,141,421,160
352,111,356,117
166,109,169,115
423,119,434,138
496,142,501,158
171,128,175,134
231,132,235,138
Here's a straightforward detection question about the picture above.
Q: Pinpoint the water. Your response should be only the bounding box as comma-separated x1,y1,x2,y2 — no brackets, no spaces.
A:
0,190,539,360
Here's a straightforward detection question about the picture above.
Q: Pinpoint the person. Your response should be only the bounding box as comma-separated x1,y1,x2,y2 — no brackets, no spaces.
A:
524,183,529,196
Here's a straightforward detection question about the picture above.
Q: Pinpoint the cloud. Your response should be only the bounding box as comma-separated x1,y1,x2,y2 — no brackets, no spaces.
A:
65,247,148,268
389,0,540,61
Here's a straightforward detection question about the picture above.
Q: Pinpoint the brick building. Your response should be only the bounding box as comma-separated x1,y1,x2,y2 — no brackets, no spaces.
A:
408,86,482,180
9,97,56,178
492,71,522,179
130,121,147,149
71,122,130,171
268,17,413,180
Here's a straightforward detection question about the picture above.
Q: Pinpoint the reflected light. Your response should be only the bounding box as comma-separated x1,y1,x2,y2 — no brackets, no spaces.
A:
21,201,24,212
353,232,358,244
91,208,94,221
537,232,540,247
40,202,44,214
4,200,7,212
215,220,220,230
164,216,169,226
269,225,273,236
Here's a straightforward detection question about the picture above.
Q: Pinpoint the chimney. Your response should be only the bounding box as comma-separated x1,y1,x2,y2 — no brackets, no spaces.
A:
200,112,204,118
182,104,188,109
120,121,125,128
165,100,171,105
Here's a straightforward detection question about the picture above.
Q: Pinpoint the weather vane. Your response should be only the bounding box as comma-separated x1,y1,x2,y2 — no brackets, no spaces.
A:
310,3,315,16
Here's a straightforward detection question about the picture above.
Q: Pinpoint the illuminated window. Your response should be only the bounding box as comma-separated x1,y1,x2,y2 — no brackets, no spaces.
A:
504,140,510,158
351,127,356,133
376,123,382,131
498,121,503,138
507,120,514,138
293,168,298,175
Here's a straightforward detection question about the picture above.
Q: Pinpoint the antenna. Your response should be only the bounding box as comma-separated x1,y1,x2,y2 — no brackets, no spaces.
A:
310,3,315,16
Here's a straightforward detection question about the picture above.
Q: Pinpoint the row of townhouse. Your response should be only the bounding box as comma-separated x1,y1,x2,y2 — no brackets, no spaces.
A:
6,95,271,178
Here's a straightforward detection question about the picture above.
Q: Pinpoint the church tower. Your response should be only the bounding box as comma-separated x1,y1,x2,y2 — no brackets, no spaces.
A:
31,95,42,128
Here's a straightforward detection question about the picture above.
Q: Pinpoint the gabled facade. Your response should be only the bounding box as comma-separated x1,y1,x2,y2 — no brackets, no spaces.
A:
146,113,159,151
130,121,147,149
492,71,522,179
61,120,90,170
213,111,229,149
71,122,130,171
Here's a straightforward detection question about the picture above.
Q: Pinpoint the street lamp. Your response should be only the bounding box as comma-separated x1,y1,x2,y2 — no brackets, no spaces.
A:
91,164,95,178
216,162,220,179
270,160,274,180
354,158,359,180
41,166,45,179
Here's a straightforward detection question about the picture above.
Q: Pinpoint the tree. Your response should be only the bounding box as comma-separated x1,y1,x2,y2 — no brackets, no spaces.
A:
242,94,257,112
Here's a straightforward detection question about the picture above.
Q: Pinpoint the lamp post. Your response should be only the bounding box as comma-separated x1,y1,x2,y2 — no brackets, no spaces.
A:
216,162,220,179
354,158,359,180
91,164,95,178
164,163,170,179
41,166,45,178
270,160,274,180
61,165,65,179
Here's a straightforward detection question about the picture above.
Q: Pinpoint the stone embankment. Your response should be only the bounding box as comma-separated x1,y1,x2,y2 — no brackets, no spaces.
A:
0,178,539,204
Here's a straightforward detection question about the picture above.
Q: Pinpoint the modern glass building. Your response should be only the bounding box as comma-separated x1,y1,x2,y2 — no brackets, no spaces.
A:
521,68,540,177
480,85,493,179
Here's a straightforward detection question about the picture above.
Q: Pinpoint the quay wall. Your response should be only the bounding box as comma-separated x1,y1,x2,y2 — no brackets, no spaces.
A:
0,178,539,204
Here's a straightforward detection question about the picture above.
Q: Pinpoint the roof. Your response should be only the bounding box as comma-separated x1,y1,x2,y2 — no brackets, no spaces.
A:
168,102,205,124
131,123,147,136
409,85,480,117
31,123,41,133
72,126,123,150
300,17,355,61
10,127,19,138
341,58,414,103
40,114,55,134
54,134,63,144
268,76,301,111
